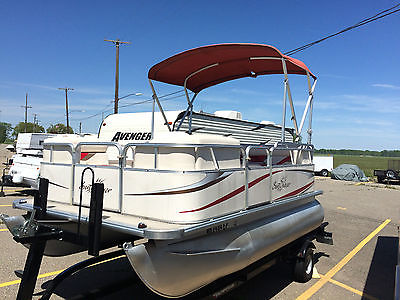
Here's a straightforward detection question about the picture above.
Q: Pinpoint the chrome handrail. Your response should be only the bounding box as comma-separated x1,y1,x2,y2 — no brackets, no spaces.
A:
42,140,314,213
122,142,243,169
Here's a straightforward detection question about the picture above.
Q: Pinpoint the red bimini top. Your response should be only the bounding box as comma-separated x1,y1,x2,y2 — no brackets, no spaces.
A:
148,43,316,93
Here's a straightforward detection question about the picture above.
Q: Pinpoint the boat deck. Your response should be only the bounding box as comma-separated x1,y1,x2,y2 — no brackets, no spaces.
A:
13,190,321,241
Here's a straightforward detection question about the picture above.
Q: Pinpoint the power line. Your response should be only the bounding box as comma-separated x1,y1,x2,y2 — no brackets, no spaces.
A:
284,2,400,56
72,89,188,121
72,3,400,122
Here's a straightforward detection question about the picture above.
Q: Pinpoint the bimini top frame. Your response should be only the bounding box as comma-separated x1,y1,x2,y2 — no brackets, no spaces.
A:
147,43,317,143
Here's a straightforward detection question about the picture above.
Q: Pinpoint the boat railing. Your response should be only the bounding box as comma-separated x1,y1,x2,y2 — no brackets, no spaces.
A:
43,141,313,212
43,142,75,163
122,142,245,170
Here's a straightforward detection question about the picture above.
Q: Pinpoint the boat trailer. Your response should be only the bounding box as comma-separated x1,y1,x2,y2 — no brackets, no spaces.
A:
3,168,125,300
3,173,332,300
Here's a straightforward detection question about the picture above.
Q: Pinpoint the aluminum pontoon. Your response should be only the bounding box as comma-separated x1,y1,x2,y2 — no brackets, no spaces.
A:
1,43,332,299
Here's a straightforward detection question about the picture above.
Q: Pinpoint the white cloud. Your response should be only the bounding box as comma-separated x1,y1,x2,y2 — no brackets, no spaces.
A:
327,94,400,114
372,83,400,90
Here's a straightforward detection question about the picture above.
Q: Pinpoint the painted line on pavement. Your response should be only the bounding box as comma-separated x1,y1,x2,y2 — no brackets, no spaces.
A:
0,229,9,232
0,254,126,288
297,218,391,300
0,205,12,207
0,189,30,194
324,275,378,300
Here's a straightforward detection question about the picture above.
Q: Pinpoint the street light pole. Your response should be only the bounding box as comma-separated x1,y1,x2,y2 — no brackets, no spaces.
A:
104,39,131,114
58,87,74,131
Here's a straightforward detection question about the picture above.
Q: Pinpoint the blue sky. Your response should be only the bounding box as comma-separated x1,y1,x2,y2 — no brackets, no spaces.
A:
0,0,399,150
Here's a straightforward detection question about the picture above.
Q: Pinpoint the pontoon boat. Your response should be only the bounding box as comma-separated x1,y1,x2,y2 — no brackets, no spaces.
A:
1,43,332,299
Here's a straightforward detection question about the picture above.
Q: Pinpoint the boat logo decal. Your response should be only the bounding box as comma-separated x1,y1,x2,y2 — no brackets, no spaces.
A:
111,131,152,141
79,178,113,194
272,176,291,191
274,180,314,201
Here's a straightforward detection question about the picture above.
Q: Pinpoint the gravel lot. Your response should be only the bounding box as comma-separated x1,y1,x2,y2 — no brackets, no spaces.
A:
0,178,399,299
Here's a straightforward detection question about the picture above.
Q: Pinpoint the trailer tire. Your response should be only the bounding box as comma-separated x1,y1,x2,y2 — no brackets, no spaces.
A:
320,169,329,177
386,169,396,180
293,247,314,283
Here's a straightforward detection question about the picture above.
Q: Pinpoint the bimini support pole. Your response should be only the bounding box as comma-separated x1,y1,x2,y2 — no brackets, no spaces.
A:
151,93,155,138
149,79,172,138
281,58,299,138
176,93,198,132
281,76,288,142
298,76,317,142
307,90,314,144
183,63,218,134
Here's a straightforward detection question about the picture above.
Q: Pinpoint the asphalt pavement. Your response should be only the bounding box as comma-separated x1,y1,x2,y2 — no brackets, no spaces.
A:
0,179,399,299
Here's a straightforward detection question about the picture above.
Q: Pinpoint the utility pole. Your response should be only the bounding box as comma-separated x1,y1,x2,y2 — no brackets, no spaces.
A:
58,87,74,131
104,38,131,114
21,93,32,133
79,122,82,134
33,113,38,125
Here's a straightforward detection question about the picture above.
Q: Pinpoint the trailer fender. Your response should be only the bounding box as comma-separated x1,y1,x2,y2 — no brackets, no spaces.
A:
296,240,315,259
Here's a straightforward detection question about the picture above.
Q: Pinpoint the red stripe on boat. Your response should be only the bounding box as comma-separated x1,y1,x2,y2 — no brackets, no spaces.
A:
249,155,266,162
276,155,291,165
274,181,314,201
179,170,282,213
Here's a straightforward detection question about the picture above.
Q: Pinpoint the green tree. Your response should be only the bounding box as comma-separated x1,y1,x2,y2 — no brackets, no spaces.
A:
47,123,74,134
12,122,44,137
0,122,12,143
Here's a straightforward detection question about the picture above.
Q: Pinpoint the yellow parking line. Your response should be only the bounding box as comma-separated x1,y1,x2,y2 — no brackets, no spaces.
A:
323,275,378,300
0,279,21,288
0,229,8,232
0,254,125,288
1,188,29,193
297,218,391,300
0,205,12,207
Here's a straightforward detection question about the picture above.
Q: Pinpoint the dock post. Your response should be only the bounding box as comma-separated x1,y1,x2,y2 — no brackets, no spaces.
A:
16,178,48,300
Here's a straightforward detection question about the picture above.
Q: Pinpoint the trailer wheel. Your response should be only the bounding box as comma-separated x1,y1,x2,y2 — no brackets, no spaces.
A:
320,169,329,177
293,247,314,283
386,169,396,180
